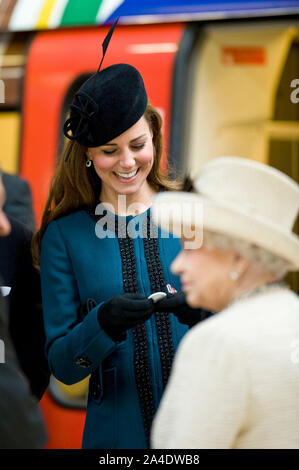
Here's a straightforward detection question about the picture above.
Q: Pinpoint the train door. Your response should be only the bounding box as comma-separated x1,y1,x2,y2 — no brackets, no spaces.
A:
171,19,299,291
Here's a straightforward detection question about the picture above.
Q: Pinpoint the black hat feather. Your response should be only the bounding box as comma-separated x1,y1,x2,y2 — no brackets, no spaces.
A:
63,18,148,155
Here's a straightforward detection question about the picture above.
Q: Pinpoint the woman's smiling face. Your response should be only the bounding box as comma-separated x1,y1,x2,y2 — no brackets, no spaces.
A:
87,116,154,200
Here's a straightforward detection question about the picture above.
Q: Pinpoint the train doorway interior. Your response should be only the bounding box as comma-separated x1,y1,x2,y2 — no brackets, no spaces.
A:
176,19,299,291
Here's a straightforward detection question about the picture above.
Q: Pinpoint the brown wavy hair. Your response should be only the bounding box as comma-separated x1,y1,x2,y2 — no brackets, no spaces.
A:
32,103,182,268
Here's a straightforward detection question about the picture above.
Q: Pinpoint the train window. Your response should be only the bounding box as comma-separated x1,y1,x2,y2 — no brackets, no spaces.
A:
269,138,299,292
0,112,21,172
0,32,30,172
174,20,299,291
275,41,299,122
48,375,89,410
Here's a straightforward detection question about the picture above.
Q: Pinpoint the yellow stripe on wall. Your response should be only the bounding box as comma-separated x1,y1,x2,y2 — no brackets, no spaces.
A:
36,0,58,29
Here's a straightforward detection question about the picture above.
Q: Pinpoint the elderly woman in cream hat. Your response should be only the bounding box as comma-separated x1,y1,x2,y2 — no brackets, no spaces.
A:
150,156,299,449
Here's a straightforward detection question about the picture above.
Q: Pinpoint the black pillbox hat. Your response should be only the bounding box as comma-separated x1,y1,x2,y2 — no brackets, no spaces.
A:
63,63,148,148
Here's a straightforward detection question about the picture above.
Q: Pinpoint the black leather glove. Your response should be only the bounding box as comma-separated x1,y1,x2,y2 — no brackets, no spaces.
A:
153,291,212,328
97,293,154,342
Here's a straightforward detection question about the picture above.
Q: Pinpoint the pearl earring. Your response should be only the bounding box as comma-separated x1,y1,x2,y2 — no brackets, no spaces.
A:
86,159,92,168
229,271,239,281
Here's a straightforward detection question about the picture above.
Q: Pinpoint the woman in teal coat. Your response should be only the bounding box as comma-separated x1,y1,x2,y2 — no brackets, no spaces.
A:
32,54,206,448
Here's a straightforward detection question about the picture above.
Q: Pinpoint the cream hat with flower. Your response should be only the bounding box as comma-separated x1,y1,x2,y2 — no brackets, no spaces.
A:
152,157,299,271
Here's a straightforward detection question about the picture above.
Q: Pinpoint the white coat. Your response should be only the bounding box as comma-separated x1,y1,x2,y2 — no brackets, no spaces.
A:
151,286,299,449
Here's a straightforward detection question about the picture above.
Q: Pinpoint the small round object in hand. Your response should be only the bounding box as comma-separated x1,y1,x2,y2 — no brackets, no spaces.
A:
148,292,167,303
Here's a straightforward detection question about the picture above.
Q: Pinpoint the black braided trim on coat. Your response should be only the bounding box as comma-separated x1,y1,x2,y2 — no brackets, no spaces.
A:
115,218,155,447
143,214,175,389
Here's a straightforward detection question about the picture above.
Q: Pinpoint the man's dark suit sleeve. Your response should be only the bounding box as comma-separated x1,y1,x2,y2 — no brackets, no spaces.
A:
2,172,36,232
0,294,47,449
8,220,50,400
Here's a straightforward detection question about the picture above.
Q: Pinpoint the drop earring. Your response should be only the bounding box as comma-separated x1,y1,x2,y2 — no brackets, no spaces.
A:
86,159,92,168
229,271,239,281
